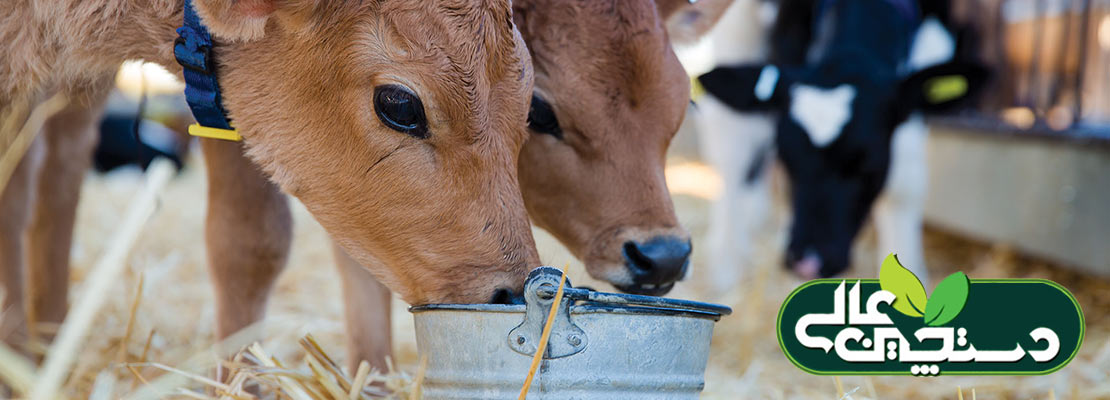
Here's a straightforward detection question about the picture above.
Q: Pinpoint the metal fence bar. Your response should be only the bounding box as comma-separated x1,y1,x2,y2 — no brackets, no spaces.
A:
1050,0,1076,111
1073,0,1094,123
1027,0,1047,113
958,0,1108,138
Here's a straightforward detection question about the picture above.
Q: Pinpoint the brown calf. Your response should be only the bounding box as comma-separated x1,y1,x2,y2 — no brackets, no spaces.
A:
514,0,720,296
0,0,538,357
339,0,734,371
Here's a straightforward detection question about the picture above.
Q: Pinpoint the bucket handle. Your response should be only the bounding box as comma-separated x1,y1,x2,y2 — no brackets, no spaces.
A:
507,268,589,359
538,286,734,316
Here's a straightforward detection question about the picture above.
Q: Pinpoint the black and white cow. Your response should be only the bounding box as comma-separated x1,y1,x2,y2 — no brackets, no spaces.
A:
695,0,986,286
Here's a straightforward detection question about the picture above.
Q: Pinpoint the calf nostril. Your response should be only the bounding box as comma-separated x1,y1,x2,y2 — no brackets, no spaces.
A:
622,237,693,284
623,241,654,273
489,288,524,305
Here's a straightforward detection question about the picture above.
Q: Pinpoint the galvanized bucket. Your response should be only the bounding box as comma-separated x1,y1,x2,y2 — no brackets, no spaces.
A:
411,267,732,399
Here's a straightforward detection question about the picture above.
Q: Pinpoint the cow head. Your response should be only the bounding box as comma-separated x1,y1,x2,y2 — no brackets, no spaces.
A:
510,0,728,295
698,58,986,278
193,0,539,304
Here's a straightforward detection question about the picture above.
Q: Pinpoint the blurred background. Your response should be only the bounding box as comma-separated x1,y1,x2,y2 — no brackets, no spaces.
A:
29,0,1110,398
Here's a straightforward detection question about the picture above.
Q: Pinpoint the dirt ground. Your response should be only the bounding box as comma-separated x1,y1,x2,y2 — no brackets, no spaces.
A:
14,122,1110,398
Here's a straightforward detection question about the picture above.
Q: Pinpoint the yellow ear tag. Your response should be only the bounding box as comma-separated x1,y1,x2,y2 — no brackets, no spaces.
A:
690,75,706,101
188,123,242,142
924,75,968,104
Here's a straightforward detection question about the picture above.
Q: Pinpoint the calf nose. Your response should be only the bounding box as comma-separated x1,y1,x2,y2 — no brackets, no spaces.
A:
489,288,525,305
786,249,822,280
623,237,692,286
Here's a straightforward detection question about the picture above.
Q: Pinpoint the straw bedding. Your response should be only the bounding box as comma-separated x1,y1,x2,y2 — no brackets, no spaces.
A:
0,146,1107,399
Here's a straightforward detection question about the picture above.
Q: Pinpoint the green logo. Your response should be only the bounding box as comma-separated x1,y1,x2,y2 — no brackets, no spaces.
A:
777,254,1085,376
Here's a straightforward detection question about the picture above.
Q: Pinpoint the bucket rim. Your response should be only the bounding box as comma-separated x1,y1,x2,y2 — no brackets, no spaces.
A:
409,303,723,321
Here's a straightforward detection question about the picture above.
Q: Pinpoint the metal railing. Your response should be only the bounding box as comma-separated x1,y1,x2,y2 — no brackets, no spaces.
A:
943,0,1110,140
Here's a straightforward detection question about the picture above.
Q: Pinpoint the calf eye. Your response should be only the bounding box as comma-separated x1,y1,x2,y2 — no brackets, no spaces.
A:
527,94,562,139
374,85,428,139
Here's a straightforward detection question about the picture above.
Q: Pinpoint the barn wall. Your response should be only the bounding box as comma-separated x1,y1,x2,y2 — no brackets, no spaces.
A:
924,124,1110,276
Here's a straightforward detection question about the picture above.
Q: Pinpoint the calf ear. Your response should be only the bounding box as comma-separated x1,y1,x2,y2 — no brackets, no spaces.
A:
894,61,989,120
192,0,292,41
661,0,735,43
655,0,698,20
697,64,794,111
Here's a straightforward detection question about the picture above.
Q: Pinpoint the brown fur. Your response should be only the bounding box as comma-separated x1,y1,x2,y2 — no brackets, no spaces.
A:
341,0,731,370
24,85,111,339
0,127,42,351
1,0,539,355
665,0,736,44
1,0,729,373
513,0,696,286
200,139,293,347
206,1,540,304
0,82,111,355
334,245,392,374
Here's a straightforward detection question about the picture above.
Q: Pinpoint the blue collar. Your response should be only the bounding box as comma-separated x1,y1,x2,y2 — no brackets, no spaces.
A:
173,0,241,141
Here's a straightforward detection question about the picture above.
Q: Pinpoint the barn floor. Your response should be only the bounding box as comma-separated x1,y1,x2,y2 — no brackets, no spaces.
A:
18,144,1110,398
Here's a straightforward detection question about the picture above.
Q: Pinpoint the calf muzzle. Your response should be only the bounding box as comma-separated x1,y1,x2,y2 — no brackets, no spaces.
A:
617,236,692,295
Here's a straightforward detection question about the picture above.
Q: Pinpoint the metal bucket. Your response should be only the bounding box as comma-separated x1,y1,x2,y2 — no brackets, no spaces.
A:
411,267,731,399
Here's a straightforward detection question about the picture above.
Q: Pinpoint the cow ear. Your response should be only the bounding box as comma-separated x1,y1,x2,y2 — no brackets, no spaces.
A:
662,0,735,43
894,61,989,120
697,64,794,111
655,0,695,20
192,0,311,41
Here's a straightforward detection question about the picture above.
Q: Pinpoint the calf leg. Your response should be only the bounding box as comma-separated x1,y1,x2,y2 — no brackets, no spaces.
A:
25,94,108,341
201,140,291,342
0,136,44,353
334,243,392,374
695,96,776,294
874,116,929,283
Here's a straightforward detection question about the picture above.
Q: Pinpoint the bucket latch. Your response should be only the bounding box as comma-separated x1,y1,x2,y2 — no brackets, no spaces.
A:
507,267,587,359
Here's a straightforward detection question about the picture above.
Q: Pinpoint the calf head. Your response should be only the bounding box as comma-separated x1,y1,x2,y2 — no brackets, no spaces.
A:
511,0,724,295
699,58,986,279
193,0,538,304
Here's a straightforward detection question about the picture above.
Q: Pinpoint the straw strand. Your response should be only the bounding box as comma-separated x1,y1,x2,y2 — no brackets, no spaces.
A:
30,158,175,400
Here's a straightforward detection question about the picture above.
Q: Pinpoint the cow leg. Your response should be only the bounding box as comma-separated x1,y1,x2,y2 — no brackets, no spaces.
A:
695,95,776,294
24,93,108,343
334,243,392,374
874,115,929,283
0,135,44,354
201,140,291,345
